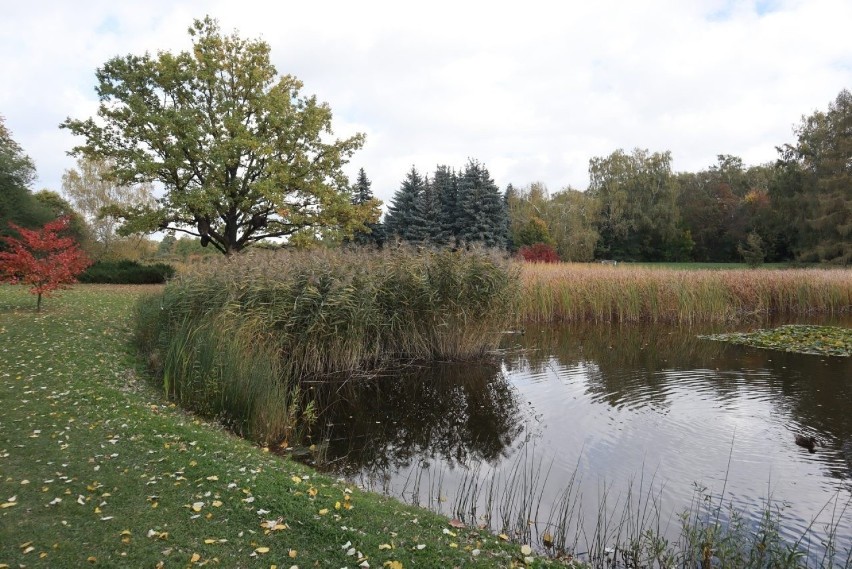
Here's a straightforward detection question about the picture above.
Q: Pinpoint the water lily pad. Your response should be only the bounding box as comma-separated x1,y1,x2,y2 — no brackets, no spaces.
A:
699,325,851,357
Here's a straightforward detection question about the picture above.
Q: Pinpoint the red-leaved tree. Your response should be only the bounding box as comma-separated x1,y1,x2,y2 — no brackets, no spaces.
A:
0,217,92,311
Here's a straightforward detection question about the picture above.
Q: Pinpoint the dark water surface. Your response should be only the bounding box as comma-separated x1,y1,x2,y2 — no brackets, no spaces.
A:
299,318,852,559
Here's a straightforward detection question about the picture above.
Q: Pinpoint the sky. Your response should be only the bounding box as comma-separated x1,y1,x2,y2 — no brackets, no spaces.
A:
1,0,850,208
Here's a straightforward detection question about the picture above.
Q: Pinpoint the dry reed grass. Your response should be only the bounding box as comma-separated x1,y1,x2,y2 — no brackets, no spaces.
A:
516,263,852,324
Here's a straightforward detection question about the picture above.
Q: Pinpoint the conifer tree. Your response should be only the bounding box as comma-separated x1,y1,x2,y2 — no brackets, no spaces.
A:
433,165,458,245
348,168,386,247
455,160,508,248
385,166,427,242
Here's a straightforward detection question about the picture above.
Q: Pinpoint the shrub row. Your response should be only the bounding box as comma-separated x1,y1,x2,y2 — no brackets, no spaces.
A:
79,259,175,284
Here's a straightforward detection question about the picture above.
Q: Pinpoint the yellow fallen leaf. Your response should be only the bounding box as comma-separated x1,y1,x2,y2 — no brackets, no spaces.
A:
87,556,97,563
290,476,302,484
190,552,201,562
120,530,132,537
0,502,16,508
449,542,458,548
335,501,341,510
318,508,329,515
212,500,223,507
204,539,218,544
206,475,218,481
191,502,204,512
288,549,297,558
542,532,554,548
521,544,532,555
379,544,393,550
307,487,318,497
255,546,270,554
498,533,509,541
384,561,404,569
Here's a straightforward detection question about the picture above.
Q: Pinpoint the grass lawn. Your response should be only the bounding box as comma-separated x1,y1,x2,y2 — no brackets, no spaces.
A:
0,285,558,568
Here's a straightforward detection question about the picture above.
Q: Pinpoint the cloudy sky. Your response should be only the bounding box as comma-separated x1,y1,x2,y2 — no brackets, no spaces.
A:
1,0,850,206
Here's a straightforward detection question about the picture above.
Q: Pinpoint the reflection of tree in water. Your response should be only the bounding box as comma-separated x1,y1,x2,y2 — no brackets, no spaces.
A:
305,361,523,475
505,320,852,480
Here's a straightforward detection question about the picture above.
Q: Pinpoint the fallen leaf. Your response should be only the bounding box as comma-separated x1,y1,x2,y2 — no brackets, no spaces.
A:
378,544,393,550
212,500,223,507
288,549,297,558
318,508,329,515
190,552,201,562
542,532,554,548
255,547,270,554
521,544,532,555
191,502,204,512
498,533,509,541
448,518,465,528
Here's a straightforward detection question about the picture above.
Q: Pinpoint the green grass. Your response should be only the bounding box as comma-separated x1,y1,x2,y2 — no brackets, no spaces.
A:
0,284,561,568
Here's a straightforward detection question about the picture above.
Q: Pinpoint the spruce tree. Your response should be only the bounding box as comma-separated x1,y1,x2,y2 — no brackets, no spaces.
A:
385,166,427,242
433,165,458,245
349,168,386,247
455,160,508,248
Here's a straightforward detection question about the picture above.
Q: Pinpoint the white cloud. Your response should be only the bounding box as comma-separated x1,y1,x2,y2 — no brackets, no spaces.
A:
1,0,849,206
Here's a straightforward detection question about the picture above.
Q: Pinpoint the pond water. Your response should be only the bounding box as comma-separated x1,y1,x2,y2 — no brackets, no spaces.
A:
297,318,852,562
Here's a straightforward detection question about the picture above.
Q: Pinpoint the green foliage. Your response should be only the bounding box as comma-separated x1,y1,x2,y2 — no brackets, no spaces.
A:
385,166,428,242
738,231,765,267
701,325,851,357
33,189,92,247
589,148,688,261
455,160,508,248
515,216,554,248
79,259,175,284
135,248,518,443
773,89,852,264
347,168,385,248
62,16,369,255
0,116,53,234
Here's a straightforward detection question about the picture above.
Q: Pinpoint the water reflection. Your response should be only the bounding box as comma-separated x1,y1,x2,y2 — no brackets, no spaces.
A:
299,318,852,559
305,361,525,474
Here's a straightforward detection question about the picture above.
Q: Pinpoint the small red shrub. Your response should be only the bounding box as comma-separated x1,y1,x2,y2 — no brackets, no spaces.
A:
518,242,560,263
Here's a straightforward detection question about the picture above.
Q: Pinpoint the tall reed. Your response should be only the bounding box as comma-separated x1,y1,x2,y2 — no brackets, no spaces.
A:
516,264,852,324
134,247,518,444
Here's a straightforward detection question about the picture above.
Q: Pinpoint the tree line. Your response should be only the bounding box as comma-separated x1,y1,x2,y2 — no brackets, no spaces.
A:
2,15,848,265
378,89,850,265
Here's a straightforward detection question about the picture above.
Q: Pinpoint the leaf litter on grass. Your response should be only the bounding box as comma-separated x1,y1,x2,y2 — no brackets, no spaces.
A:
0,285,567,568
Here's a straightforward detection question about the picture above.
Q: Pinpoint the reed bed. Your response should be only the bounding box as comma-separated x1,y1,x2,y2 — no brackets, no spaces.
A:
516,263,852,324
134,247,518,444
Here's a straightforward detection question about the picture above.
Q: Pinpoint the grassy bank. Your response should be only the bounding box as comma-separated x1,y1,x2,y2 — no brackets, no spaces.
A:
0,284,553,568
517,263,852,324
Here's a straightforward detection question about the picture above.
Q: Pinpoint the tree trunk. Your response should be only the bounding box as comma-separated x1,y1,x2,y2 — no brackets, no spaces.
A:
37,292,42,312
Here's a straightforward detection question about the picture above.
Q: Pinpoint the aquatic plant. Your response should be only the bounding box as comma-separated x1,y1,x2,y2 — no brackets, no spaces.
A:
516,264,852,324
134,247,518,444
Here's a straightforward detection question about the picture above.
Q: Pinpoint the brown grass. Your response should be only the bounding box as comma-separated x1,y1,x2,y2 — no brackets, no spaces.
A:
516,263,852,324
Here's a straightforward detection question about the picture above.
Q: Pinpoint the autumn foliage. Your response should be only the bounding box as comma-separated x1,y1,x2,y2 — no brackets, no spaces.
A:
0,216,92,310
518,242,560,263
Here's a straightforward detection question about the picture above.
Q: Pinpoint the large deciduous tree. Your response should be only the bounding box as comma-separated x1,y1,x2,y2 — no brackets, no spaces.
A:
61,17,369,255
588,148,690,261
61,157,155,259
773,89,851,264
0,217,91,311
0,116,53,235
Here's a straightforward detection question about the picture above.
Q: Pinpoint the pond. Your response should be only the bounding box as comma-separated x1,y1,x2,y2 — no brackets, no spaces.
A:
295,318,852,563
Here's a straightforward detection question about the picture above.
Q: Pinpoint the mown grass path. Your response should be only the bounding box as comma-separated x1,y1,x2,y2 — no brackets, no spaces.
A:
0,285,550,568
